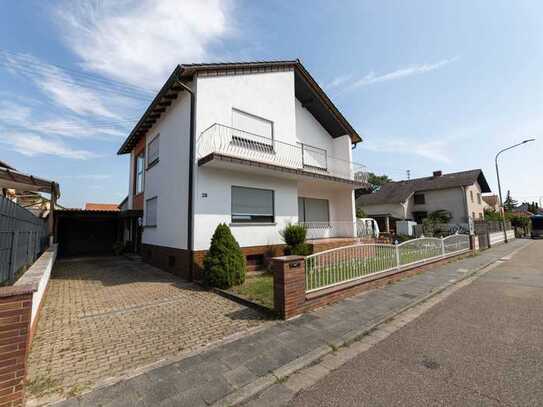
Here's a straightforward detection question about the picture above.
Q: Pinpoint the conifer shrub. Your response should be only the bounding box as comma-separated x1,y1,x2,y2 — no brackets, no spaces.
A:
203,223,246,289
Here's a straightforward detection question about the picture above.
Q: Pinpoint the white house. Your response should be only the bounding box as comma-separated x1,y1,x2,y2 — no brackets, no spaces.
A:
117,60,369,279
356,170,491,234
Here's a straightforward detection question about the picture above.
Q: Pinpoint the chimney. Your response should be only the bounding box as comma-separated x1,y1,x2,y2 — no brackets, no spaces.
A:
433,170,442,177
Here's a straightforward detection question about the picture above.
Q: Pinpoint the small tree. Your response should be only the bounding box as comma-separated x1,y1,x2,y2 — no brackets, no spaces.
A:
503,190,518,211
203,224,246,289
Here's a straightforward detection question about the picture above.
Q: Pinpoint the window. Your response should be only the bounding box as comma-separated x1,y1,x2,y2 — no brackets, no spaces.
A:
145,197,158,226
470,190,474,202
300,144,327,171
231,109,274,151
298,197,330,223
135,152,145,194
477,193,481,205
414,193,425,205
231,186,274,223
147,134,159,167
472,211,476,220
232,109,273,140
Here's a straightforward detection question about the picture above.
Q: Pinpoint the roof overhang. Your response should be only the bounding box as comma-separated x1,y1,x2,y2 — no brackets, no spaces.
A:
117,60,362,155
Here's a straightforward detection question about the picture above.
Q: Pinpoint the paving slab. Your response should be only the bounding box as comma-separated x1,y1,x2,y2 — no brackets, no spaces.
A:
54,240,529,407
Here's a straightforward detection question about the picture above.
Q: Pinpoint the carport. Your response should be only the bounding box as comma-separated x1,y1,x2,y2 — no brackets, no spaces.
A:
55,209,121,257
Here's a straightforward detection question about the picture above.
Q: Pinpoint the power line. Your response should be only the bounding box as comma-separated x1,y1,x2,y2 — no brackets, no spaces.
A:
0,49,156,97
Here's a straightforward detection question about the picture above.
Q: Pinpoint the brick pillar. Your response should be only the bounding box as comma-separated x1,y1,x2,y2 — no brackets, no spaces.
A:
272,255,305,320
0,287,33,407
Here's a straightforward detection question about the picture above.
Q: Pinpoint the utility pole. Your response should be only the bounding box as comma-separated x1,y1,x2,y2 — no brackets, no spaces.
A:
495,139,536,243
406,170,410,180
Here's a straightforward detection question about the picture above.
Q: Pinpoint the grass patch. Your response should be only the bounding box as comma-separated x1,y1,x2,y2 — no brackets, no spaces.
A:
229,272,273,309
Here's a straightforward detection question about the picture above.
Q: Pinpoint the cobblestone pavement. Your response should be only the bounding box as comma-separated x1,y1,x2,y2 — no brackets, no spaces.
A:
55,240,530,407
26,257,266,403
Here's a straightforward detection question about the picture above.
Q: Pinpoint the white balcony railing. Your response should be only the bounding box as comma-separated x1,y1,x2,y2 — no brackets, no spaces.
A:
197,124,369,184
298,220,379,240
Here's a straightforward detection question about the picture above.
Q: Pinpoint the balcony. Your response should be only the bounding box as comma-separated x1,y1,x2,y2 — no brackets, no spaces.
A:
197,124,369,186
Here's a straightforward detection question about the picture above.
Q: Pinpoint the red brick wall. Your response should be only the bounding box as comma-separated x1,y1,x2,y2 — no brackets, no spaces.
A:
0,289,33,407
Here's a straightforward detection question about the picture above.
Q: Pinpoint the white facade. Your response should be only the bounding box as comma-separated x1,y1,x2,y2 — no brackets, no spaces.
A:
130,68,361,252
361,183,485,226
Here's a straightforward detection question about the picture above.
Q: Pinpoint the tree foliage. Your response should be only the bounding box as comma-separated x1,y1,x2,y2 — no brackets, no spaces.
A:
356,172,392,198
203,223,246,289
503,190,518,211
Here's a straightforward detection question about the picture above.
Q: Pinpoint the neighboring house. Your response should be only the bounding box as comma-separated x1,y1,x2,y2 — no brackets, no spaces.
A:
482,194,500,212
84,203,120,211
117,60,368,278
356,170,491,233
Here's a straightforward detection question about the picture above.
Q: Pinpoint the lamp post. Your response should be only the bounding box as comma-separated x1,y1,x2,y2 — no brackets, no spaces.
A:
495,139,536,243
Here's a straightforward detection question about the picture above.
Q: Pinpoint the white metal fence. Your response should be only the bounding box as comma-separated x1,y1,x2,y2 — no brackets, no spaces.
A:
305,234,470,293
0,196,48,284
299,220,379,240
197,123,369,183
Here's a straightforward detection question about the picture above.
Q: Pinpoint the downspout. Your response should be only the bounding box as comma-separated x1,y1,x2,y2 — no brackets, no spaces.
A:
176,80,196,280
460,186,469,222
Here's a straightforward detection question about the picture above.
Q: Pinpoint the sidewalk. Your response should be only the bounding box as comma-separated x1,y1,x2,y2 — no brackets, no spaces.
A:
55,239,530,407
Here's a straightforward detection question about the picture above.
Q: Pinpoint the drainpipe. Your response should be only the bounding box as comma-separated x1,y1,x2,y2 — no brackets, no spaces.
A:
176,80,196,280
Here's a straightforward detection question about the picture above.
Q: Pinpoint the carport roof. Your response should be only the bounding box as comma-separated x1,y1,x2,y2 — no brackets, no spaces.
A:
0,165,59,195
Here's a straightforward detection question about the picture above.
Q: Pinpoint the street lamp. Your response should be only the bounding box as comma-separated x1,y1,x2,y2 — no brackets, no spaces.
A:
495,138,536,243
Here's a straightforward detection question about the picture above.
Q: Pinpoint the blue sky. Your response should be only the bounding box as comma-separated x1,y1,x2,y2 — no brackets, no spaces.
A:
0,0,542,207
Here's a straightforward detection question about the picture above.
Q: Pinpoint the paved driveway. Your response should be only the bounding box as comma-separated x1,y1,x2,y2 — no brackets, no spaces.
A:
27,257,266,402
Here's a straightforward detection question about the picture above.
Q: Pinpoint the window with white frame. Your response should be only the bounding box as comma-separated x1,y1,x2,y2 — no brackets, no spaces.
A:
477,192,481,204
148,134,159,167
135,152,145,194
146,197,158,226
231,186,274,223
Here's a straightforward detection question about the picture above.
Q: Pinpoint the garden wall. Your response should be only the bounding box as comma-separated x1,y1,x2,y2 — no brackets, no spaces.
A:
0,244,57,407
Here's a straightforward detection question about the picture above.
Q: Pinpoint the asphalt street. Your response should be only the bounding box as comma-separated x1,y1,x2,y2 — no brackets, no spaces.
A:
289,240,543,406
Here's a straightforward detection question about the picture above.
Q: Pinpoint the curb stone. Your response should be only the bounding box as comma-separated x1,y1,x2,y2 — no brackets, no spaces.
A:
211,241,532,407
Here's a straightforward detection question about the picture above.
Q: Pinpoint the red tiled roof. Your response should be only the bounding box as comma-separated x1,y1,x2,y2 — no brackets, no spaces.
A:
84,203,120,211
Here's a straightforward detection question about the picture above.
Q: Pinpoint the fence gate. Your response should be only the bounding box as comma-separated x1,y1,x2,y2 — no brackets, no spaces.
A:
474,221,489,250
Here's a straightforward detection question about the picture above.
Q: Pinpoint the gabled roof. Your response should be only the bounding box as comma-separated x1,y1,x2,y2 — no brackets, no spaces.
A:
357,169,491,206
118,60,362,154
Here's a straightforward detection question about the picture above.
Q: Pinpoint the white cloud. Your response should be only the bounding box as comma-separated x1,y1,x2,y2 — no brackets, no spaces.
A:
363,137,452,163
0,101,127,140
3,53,121,118
335,58,458,91
55,0,234,87
0,133,97,159
325,74,352,91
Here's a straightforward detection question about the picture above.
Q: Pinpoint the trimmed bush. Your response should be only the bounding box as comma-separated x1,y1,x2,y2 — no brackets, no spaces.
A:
280,223,306,247
280,223,312,256
203,223,246,289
